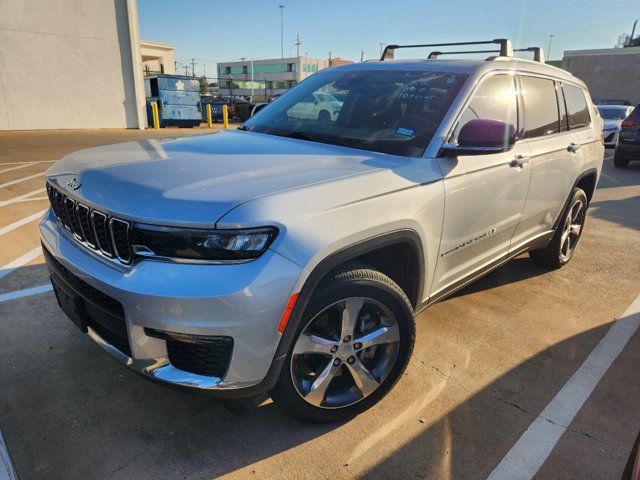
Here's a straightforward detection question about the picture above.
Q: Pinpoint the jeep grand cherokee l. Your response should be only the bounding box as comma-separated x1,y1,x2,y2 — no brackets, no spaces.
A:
41,39,603,423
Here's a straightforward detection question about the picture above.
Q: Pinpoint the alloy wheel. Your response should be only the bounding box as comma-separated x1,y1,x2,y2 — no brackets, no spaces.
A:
290,297,400,409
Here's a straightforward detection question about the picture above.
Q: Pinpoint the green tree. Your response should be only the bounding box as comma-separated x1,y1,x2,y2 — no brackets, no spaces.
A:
198,75,208,95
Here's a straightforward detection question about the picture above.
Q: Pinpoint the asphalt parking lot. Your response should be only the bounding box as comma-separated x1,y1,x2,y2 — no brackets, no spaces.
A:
0,131,639,480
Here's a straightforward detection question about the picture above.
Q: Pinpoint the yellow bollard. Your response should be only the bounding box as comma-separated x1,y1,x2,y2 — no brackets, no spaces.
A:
151,101,160,130
206,104,213,128
222,104,229,129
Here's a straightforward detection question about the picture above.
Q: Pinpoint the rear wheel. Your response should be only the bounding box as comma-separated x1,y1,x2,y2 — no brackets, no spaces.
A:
271,266,415,423
530,187,588,269
614,153,629,168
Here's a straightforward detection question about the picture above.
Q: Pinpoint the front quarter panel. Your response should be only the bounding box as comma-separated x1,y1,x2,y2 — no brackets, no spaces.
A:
216,155,445,306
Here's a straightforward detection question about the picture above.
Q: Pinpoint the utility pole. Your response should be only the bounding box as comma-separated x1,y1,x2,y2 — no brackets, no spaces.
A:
379,43,385,58
184,65,189,76
328,51,332,63
279,5,285,59
547,35,554,60
296,34,301,57
360,50,364,62
174,61,179,73
191,58,197,77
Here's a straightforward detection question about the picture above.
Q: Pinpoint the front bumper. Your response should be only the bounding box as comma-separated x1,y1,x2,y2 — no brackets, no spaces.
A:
603,129,619,147
40,209,304,394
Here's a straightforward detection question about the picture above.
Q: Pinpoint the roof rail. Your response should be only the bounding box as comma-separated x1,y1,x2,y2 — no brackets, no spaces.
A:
427,46,546,63
515,47,545,63
381,39,513,60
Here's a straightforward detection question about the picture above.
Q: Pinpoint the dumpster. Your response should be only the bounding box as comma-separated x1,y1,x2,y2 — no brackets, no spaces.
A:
199,97,224,123
144,75,201,128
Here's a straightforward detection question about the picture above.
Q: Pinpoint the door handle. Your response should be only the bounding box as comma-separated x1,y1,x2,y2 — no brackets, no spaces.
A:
567,142,581,153
510,155,530,167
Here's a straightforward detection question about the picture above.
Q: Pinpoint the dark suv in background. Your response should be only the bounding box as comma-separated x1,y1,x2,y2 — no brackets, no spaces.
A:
615,104,640,167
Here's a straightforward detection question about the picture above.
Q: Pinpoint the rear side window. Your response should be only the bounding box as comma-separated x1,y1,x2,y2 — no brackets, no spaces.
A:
563,84,591,129
452,74,517,143
520,76,560,138
628,106,640,120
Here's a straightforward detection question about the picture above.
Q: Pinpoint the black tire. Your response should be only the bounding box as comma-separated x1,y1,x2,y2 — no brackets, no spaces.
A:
271,265,415,423
529,187,588,269
614,153,629,168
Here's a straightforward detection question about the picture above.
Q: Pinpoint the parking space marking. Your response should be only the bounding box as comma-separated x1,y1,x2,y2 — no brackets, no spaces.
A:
0,160,55,166
0,210,46,237
0,247,43,280
0,429,18,480
0,162,35,175
0,284,52,303
487,292,640,480
0,188,46,208
0,172,44,190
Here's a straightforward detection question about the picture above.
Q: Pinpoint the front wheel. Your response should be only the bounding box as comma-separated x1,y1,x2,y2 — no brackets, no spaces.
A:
530,187,588,269
271,266,415,423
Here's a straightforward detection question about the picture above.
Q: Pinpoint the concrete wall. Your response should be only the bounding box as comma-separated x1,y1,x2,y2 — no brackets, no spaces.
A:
0,0,145,130
561,47,640,105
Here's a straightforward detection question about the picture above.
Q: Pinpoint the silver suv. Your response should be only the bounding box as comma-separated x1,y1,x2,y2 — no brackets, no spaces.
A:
41,39,603,423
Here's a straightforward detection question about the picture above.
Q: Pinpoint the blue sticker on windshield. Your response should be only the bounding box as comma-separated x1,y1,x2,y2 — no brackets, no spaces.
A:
395,127,415,137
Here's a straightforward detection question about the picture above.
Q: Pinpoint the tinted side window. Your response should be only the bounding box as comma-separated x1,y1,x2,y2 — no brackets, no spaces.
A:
563,84,591,129
452,74,517,143
628,106,640,120
520,76,560,138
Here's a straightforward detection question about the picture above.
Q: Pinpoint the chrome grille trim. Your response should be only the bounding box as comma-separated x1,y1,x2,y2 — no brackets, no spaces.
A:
109,218,132,265
47,182,132,265
90,210,113,258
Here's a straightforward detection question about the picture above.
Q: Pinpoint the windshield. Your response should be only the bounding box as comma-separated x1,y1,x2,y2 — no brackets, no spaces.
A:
597,107,630,120
242,69,468,157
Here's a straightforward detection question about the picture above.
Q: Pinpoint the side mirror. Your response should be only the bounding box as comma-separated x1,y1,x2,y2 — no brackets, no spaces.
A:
442,119,516,156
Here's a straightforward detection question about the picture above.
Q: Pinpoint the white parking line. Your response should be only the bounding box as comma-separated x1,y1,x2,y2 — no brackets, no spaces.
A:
487,292,640,480
0,210,47,237
0,160,54,166
0,172,44,190
0,247,43,280
0,162,35,175
0,284,52,303
0,429,18,480
0,188,46,208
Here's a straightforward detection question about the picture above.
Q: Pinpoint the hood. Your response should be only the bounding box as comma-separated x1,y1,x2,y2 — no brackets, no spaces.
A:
47,130,407,226
603,119,622,130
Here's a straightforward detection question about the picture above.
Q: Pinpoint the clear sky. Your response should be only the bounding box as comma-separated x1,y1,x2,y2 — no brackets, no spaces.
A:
138,0,639,78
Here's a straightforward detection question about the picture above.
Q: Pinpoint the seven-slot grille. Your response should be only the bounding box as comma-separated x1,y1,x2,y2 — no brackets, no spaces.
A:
46,183,133,264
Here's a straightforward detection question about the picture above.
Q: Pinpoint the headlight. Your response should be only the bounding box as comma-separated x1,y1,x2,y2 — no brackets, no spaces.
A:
131,224,278,262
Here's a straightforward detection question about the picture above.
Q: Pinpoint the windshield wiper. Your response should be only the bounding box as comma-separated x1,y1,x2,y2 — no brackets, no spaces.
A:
274,131,322,142
237,124,250,131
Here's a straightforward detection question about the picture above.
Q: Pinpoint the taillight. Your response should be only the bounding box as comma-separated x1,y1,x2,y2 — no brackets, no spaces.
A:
621,120,640,128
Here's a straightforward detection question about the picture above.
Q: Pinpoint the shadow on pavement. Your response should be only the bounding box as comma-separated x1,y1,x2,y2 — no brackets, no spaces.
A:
363,322,639,480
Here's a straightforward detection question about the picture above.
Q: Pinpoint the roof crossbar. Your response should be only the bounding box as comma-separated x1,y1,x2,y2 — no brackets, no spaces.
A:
381,39,513,60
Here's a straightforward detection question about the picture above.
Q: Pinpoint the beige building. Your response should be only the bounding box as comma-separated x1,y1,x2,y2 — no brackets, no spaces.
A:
0,0,146,130
561,47,640,105
141,40,176,76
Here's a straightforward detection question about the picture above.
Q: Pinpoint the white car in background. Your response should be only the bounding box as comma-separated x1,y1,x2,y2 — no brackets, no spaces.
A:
287,92,343,123
597,105,635,147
